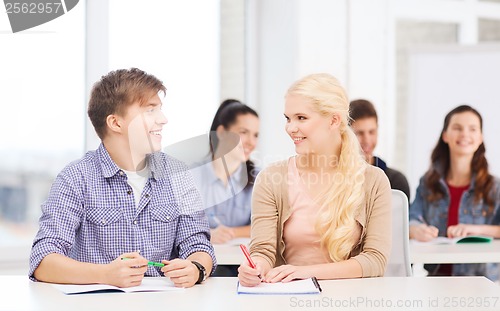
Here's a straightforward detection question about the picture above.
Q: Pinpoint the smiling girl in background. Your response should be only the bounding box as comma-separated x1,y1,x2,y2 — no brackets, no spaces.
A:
192,100,260,245
409,105,500,280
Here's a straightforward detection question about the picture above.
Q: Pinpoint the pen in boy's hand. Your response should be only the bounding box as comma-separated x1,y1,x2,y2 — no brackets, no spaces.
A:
121,257,165,267
146,261,165,267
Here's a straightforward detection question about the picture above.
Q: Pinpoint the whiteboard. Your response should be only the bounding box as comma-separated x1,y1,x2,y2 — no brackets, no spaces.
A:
406,44,500,201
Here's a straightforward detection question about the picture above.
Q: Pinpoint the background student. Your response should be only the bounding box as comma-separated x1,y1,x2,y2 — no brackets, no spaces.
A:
192,99,260,244
349,99,410,200
238,73,392,287
29,68,215,288
409,105,500,280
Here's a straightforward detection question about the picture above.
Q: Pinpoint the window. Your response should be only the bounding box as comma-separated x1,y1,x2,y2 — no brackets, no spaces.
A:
0,2,85,274
107,0,221,146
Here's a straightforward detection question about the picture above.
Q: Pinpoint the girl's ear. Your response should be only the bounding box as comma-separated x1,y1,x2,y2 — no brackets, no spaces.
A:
330,113,341,128
442,131,448,144
216,124,225,138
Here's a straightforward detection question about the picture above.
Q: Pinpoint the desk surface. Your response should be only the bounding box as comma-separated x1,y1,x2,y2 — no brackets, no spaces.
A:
213,238,249,265
216,240,500,266
214,244,244,265
410,240,500,264
1,276,499,311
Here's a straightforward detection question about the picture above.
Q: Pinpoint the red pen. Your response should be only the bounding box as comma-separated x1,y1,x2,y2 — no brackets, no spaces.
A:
239,244,262,279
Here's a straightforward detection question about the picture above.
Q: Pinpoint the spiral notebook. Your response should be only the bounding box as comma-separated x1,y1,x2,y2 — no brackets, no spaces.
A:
237,277,322,295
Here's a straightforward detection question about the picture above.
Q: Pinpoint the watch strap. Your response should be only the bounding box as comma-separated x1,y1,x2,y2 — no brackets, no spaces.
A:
191,261,206,284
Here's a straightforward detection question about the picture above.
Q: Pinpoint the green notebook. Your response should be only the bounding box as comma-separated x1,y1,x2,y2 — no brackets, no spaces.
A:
431,235,493,244
455,235,493,244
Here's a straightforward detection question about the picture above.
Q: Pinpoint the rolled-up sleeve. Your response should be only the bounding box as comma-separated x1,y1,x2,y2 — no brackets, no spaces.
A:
174,169,216,271
29,172,83,280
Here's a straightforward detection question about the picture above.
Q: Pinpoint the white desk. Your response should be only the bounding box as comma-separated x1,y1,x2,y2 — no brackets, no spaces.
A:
0,276,499,311
215,240,500,273
213,238,249,265
214,244,244,265
410,240,500,264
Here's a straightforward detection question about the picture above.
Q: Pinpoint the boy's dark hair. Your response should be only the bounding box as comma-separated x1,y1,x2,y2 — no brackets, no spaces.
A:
88,68,166,139
349,99,378,125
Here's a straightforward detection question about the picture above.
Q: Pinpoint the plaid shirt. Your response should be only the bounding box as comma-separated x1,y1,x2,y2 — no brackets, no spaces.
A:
29,144,215,280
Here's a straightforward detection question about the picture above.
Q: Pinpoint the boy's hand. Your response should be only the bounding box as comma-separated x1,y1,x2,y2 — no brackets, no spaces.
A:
161,259,199,288
103,252,149,288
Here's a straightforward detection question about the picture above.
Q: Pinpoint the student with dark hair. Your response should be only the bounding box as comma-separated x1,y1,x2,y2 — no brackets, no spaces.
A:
29,68,215,288
192,99,260,244
349,99,410,200
409,105,500,280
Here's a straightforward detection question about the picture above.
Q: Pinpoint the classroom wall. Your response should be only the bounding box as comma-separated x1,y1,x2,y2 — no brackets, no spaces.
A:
2,0,500,273
407,45,500,194
245,0,500,201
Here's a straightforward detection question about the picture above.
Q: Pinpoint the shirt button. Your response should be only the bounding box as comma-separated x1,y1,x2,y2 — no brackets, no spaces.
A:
145,194,150,198
166,216,170,220
463,209,468,215
119,171,124,176
127,190,132,195
133,220,138,225
102,219,106,225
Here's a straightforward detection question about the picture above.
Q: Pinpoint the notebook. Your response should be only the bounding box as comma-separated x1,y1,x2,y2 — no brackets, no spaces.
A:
427,235,493,244
52,277,184,294
237,277,322,295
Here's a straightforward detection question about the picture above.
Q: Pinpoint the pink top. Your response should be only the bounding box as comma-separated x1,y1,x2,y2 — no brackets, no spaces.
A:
283,157,332,265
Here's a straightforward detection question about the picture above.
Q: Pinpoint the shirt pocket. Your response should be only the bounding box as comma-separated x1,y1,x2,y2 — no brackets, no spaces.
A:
149,204,180,251
84,208,126,259
86,208,123,226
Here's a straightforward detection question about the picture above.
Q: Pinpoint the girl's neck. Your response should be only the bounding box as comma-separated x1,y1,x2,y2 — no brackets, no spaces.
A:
296,153,339,173
211,156,243,185
447,155,472,187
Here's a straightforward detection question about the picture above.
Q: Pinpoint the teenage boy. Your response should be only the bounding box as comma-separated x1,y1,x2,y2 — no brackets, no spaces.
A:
349,99,411,200
29,68,214,288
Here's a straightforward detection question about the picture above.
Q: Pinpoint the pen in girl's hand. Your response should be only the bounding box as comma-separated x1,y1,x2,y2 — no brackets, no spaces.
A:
239,244,262,280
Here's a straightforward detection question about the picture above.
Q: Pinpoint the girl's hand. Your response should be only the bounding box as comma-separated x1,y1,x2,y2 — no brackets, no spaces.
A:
264,264,312,283
409,224,439,241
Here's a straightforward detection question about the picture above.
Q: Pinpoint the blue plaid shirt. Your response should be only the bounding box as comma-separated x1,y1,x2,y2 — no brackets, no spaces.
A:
29,144,215,280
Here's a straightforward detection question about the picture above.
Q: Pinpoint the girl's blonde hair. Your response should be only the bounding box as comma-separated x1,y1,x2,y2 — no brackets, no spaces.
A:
286,73,367,262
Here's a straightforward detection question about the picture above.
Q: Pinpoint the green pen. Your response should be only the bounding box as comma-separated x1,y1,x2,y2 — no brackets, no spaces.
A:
121,257,165,267
146,261,165,267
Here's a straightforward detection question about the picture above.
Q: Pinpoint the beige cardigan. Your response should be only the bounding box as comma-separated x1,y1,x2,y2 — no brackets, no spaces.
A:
249,159,392,277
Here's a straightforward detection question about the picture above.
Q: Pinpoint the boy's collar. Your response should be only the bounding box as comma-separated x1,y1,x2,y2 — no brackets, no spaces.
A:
98,143,157,179
97,144,122,178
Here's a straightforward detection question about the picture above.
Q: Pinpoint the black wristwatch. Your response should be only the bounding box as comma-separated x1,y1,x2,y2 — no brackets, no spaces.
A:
191,261,207,284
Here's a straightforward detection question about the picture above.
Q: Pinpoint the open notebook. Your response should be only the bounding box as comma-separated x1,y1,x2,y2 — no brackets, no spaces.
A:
237,277,322,295
52,277,184,294
415,235,493,245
